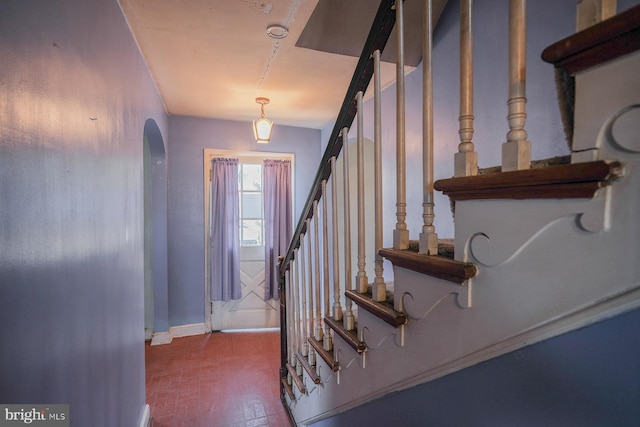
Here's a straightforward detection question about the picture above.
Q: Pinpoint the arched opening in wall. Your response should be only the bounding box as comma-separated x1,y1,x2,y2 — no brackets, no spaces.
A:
143,119,168,341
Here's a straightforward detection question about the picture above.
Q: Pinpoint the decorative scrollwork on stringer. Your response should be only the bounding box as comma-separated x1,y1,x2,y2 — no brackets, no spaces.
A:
335,348,359,371
401,291,461,321
466,214,577,267
604,104,640,154
360,326,402,349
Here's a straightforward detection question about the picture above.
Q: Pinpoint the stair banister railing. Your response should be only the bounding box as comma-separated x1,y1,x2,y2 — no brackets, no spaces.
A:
321,179,333,351
305,218,315,367
503,0,531,171
285,267,293,386
313,200,323,346
291,248,300,376
419,0,440,255
393,0,410,250
454,0,478,179
341,127,356,331
279,0,397,280
331,156,343,322
356,91,369,295
372,50,387,302
300,231,309,359
278,0,398,389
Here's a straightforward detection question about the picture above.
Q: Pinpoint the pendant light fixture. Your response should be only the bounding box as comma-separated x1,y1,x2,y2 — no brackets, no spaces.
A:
253,97,273,143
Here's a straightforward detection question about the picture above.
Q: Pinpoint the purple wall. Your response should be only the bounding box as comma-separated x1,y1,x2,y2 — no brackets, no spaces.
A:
167,116,320,326
0,1,167,426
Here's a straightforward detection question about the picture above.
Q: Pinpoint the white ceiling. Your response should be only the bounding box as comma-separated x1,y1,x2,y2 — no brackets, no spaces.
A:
118,0,445,129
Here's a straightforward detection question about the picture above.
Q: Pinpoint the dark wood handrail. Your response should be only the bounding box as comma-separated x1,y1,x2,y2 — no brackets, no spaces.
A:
434,160,623,201
541,4,640,74
279,0,398,279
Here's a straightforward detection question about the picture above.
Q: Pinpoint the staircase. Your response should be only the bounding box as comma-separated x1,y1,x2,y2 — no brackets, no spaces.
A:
278,2,640,425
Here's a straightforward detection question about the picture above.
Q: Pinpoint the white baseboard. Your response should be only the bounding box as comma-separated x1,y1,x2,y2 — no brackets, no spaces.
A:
138,404,150,427
150,331,172,346
149,323,208,346
169,322,208,338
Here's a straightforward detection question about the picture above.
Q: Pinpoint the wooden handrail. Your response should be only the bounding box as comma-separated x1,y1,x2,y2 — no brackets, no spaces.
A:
434,160,623,201
541,4,640,74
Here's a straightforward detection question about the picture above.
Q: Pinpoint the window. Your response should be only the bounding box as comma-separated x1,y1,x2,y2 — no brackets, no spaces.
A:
238,163,263,247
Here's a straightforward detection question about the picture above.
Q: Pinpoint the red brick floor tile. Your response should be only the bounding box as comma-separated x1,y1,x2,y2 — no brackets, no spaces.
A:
146,331,293,427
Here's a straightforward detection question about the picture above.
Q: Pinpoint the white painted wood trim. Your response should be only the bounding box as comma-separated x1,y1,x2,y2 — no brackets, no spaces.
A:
138,404,151,427
169,323,207,338
149,331,172,346
149,323,207,345
302,286,640,425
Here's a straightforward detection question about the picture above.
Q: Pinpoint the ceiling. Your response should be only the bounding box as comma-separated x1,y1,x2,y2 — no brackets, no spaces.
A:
118,0,446,129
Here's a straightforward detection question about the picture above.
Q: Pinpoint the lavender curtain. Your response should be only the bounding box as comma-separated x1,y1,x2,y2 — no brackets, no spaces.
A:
263,159,292,300
210,157,241,301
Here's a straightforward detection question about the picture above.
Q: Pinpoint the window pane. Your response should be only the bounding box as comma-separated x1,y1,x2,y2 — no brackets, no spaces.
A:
242,164,262,191
241,220,263,246
241,192,262,218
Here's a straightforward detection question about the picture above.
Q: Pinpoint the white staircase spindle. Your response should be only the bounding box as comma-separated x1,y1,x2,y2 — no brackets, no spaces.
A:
372,50,386,302
454,0,478,179
576,0,616,31
286,268,293,385
292,248,301,376
321,180,333,351
393,0,409,250
356,91,369,294
300,232,308,358
341,127,356,331
306,218,316,366
502,0,531,171
313,200,323,343
331,156,343,320
419,0,440,255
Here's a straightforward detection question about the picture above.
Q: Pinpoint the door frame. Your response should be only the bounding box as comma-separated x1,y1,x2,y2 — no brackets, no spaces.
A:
203,149,294,332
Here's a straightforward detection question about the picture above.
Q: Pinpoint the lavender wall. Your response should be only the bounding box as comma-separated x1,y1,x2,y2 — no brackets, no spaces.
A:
167,116,320,326
0,1,167,426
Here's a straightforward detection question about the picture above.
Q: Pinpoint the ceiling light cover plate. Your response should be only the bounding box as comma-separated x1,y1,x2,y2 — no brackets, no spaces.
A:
266,24,289,39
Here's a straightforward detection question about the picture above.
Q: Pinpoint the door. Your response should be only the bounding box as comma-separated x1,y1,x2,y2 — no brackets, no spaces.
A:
210,245,279,330
204,150,292,331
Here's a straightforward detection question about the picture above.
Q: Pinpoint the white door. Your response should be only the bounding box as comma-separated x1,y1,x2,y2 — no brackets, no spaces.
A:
205,151,291,331
210,245,279,330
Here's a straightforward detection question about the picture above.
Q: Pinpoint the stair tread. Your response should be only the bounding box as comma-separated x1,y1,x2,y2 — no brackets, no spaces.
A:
379,248,477,284
281,377,295,401
286,363,306,394
295,352,321,384
434,160,623,201
345,289,407,327
408,238,455,259
307,337,339,372
324,317,366,353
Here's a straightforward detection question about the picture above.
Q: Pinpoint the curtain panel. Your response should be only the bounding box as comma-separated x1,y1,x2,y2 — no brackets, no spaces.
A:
210,157,241,301
263,159,292,300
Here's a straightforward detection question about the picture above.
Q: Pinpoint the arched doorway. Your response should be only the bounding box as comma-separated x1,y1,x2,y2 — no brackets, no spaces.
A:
143,119,168,340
